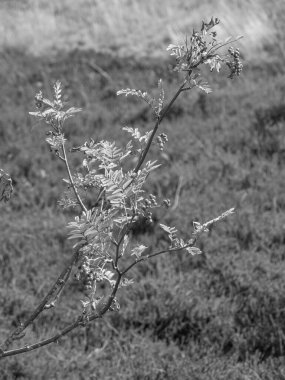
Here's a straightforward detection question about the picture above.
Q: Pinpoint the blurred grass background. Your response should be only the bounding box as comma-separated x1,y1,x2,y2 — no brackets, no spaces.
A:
0,0,279,59
1,0,285,379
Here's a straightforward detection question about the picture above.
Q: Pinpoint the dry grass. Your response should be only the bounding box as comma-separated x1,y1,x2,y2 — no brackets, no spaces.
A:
0,0,277,59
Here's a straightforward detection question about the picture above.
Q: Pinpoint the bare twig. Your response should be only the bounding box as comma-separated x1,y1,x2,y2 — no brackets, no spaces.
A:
121,242,195,276
61,142,87,213
87,62,113,84
0,317,83,358
134,77,188,174
0,268,122,359
0,250,80,353
44,261,74,309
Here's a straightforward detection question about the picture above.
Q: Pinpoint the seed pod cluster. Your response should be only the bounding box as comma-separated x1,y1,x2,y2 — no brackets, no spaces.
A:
227,47,243,78
156,133,168,151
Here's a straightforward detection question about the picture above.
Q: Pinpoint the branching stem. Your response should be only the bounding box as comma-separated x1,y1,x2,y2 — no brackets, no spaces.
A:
121,241,195,276
0,249,80,353
0,265,122,358
134,77,188,173
61,142,87,213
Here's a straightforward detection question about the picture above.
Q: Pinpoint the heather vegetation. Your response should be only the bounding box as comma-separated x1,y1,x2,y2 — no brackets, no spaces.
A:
1,1,285,379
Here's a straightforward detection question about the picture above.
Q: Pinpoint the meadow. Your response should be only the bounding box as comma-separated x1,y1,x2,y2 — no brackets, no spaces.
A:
1,0,285,379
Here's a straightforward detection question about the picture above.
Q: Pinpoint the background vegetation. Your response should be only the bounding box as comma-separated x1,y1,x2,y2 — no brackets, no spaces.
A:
1,0,285,378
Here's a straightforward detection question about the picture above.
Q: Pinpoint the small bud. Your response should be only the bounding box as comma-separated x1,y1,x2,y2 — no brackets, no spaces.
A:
162,199,171,208
35,91,43,109
228,47,234,56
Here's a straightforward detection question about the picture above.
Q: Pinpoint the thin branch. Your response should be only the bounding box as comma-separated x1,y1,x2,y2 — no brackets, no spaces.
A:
114,242,121,270
207,36,243,55
93,77,189,207
2,204,231,358
57,154,65,162
114,215,135,268
134,77,188,174
44,261,74,309
90,186,105,213
181,86,195,92
3,206,233,355
93,272,122,317
121,242,195,276
61,142,87,213
0,317,82,358
0,268,122,359
121,207,236,277
0,249,79,352
87,61,113,84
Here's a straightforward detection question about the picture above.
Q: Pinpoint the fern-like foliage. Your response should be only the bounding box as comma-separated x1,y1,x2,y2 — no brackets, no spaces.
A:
117,79,165,117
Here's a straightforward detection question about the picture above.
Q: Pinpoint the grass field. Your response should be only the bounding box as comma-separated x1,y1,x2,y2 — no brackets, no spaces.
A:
0,0,278,59
1,1,285,379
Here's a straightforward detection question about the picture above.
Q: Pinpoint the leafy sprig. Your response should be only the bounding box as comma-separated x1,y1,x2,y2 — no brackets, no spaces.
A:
117,79,165,117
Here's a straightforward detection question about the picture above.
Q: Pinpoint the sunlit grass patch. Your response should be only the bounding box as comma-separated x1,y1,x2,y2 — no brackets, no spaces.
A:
0,0,276,60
